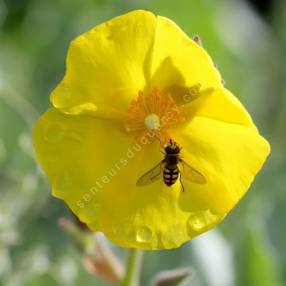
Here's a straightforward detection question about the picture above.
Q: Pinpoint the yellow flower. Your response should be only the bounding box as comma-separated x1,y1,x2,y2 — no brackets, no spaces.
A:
33,10,270,250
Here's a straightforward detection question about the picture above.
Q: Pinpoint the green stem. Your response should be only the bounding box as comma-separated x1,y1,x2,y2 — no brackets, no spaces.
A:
120,249,143,286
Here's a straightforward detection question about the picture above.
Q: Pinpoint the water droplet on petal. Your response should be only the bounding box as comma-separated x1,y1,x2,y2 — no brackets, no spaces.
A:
187,209,220,232
136,226,153,243
45,123,64,142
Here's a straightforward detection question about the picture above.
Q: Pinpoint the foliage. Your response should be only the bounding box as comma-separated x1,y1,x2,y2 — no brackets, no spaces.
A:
0,0,285,285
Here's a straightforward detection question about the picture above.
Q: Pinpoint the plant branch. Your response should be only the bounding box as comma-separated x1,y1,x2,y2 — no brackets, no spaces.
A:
120,249,143,286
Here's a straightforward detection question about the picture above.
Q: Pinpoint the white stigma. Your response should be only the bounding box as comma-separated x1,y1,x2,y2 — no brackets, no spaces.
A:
144,113,161,130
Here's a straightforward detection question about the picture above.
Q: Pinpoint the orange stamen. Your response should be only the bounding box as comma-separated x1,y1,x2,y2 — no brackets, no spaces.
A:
124,88,185,146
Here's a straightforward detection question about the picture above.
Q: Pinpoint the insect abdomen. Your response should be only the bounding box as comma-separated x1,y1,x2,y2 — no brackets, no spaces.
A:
163,167,179,186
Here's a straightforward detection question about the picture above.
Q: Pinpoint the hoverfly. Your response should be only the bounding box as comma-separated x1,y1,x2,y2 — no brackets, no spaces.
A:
136,139,206,191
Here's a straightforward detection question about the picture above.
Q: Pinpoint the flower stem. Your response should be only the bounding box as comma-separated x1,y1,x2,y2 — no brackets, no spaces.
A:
120,249,143,286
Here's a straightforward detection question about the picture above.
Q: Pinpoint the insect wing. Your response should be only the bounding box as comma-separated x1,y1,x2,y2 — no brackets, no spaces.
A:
180,160,206,184
136,161,164,186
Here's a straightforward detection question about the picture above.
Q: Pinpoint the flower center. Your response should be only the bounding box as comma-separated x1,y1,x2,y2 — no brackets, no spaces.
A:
124,88,185,145
144,113,161,130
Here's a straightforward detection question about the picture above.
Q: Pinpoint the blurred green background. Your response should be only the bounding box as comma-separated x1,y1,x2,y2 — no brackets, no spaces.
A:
0,0,285,285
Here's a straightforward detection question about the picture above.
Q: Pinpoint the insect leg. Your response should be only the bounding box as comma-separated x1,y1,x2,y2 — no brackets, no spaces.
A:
179,173,185,192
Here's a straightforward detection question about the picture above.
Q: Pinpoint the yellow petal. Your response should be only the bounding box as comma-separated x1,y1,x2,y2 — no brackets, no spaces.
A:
33,105,269,250
148,16,222,93
51,10,222,118
33,108,140,220
51,10,157,118
31,109,213,249
170,116,270,227
182,87,256,127
32,109,181,249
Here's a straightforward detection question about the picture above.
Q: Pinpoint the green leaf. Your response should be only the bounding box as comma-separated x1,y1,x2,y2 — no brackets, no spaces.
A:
236,227,283,286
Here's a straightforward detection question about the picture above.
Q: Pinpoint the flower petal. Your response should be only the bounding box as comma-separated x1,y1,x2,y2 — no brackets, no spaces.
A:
182,87,256,127
32,109,185,249
148,16,222,93
33,108,141,219
170,116,270,227
51,10,157,118
51,11,223,118
34,108,243,250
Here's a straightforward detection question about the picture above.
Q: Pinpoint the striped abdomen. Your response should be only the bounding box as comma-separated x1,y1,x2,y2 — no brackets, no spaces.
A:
163,167,179,186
